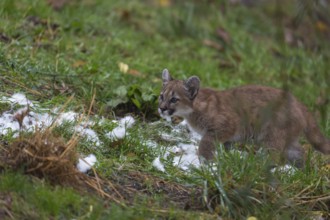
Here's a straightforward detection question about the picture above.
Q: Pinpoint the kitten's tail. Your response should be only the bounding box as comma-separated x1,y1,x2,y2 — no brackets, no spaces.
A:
304,110,330,154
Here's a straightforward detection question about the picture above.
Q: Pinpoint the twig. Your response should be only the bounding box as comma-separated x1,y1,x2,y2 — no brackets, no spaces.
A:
294,195,330,205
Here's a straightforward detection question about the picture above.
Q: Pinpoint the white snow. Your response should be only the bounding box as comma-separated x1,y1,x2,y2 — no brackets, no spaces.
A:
0,93,102,145
0,112,20,135
119,115,135,128
75,125,101,147
105,115,135,140
271,164,297,175
152,157,165,172
172,143,200,170
77,154,97,173
107,126,126,139
151,120,202,172
7,93,33,106
56,111,78,124
145,140,158,148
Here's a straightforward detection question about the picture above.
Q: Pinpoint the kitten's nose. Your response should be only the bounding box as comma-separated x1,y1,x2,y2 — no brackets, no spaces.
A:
160,107,167,112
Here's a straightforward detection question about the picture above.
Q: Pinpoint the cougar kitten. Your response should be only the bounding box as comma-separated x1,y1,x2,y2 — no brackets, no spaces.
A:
158,69,329,167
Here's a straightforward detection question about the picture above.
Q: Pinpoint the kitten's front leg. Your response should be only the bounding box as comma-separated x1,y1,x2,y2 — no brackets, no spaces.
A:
198,132,217,160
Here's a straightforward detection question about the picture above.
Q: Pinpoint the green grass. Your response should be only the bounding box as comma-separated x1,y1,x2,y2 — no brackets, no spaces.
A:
0,0,329,219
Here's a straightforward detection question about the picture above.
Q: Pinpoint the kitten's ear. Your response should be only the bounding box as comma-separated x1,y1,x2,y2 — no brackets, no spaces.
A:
162,69,172,87
184,76,200,100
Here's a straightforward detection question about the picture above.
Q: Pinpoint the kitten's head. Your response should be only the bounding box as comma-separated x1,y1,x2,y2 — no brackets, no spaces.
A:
158,69,200,118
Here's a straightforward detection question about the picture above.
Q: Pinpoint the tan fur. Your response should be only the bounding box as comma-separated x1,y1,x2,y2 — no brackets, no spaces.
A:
158,69,330,167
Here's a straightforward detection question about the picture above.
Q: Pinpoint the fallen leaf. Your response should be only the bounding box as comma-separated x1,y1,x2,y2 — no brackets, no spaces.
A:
202,39,223,51
284,28,294,45
128,69,143,77
158,0,171,7
53,81,72,94
315,20,328,32
120,9,131,21
126,152,137,158
152,78,161,83
320,164,330,175
0,33,11,43
47,0,69,10
219,60,235,68
118,62,129,73
217,27,231,44
72,60,86,68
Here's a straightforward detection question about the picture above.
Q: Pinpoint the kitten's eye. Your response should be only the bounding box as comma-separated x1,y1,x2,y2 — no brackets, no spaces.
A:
170,97,178,103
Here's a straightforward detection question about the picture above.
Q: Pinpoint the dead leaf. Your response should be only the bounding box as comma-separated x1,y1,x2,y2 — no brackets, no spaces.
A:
118,62,129,73
158,0,171,7
0,33,11,43
216,27,231,44
219,60,235,68
202,39,223,51
232,53,241,62
315,20,328,32
47,0,69,10
126,152,137,158
284,28,295,45
72,60,86,68
120,9,131,21
53,81,72,94
128,69,143,77
152,78,161,83
320,163,330,173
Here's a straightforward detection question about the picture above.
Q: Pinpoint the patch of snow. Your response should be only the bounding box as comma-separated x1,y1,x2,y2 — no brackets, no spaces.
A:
0,112,20,135
0,93,103,147
172,143,200,170
152,157,165,172
75,125,101,147
56,111,78,124
271,164,297,175
7,93,33,106
105,115,136,140
182,120,202,142
160,133,179,142
169,146,182,154
173,153,200,171
106,126,126,140
145,140,158,148
29,112,53,128
119,115,135,128
148,119,204,171
77,154,97,173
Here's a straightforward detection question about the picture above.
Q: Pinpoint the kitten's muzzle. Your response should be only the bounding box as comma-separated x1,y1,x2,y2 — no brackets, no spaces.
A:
159,107,174,116
159,107,167,113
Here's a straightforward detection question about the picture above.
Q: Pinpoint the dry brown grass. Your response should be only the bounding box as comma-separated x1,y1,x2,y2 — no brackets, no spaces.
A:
0,125,204,211
4,127,79,185
0,125,128,205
